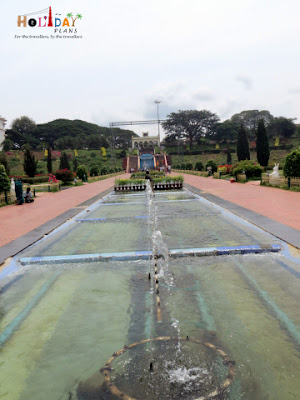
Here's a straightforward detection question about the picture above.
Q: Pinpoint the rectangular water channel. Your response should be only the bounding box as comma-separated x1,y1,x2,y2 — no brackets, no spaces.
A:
0,189,300,400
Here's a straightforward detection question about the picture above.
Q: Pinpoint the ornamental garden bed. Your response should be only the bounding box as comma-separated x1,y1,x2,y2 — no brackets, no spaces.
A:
114,176,184,191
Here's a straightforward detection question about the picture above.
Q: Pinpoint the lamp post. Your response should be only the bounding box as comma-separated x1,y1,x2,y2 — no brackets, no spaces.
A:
154,100,162,144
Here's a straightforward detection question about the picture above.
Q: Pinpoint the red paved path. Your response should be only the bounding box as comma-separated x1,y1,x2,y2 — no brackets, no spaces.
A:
0,173,299,248
0,174,129,247
181,174,300,230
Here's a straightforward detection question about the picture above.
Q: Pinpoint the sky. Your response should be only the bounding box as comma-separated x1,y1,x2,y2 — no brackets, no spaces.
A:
1,0,300,138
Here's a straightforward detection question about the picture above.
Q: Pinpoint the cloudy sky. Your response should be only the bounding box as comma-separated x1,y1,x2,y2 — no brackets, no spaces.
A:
1,0,300,137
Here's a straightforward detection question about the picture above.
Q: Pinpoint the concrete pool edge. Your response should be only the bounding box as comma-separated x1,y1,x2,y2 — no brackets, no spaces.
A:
184,183,300,250
0,187,113,266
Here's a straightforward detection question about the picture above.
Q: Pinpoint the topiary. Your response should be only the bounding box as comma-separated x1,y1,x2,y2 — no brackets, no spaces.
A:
0,164,10,193
180,163,186,170
90,165,100,176
185,163,193,170
205,159,218,172
232,160,263,178
283,148,300,177
195,161,204,171
76,165,88,180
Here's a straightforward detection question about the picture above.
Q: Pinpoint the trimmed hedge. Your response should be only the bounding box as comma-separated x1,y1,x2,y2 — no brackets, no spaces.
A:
232,160,263,178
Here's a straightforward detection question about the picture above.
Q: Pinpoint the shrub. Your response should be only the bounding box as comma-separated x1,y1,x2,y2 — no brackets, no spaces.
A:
218,167,227,175
55,169,74,183
90,152,97,158
185,163,193,170
180,163,186,170
217,164,232,174
0,165,10,192
76,165,88,180
283,148,300,177
100,166,108,175
90,165,100,176
195,161,204,171
205,159,218,172
232,160,263,178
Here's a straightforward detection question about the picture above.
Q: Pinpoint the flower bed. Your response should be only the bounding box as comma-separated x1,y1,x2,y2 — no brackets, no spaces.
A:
114,176,183,191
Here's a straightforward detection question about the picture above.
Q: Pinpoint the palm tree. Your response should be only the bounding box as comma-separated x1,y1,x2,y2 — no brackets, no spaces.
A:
69,13,83,26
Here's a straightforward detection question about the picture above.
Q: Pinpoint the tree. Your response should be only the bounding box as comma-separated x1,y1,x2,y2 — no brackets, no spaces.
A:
2,138,14,151
0,164,10,193
215,120,239,142
73,157,79,172
162,110,220,148
59,152,71,170
267,117,296,138
11,116,36,135
47,146,52,174
23,148,37,177
237,124,250,161
231,110,274,140
283,148,300,177
256,119,270,167
226,147,232,164
0,153,10,175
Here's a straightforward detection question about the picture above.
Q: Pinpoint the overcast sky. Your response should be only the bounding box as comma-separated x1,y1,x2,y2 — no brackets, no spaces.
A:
1,0,300,137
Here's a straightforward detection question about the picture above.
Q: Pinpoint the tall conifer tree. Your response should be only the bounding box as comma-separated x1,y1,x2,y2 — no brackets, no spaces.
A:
256,119,270,167
47,146,52,173
237,124,250,161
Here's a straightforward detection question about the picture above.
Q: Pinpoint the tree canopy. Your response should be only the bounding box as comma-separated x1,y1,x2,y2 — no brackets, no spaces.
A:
231,110,274,140
267,117,297,138
162,110,220,147
5,118,137,150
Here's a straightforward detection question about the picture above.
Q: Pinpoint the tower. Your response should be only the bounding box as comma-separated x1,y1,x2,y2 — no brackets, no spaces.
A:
48,6,53,27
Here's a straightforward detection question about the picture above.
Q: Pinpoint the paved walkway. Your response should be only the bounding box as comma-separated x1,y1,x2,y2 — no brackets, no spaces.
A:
180,174,300,230
0,174,129,247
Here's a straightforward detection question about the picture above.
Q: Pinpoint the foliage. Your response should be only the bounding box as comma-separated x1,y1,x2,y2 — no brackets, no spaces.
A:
0,164,10,192
73,157,79,172
48,174,58,183
226,146,232,164
185,163,193,170
47,146,52,173
76,165,88,180
195,161,204,171
231,110,274,139
215,120,239,141
283,148,300,177
115,176,184,186
90,165,100,176
237,124,250,161
59,152,71,170
5,118,137,150
2,138,14,151
162,110,220,147
100,166,108,175
90,152,97,158
217,164,232,174
267,117,296,138
218,166,227,175
55,169,74,183
23,148,38,177
232,160,263,177
0,153,10,175
256,119,270,167
205,159,218,172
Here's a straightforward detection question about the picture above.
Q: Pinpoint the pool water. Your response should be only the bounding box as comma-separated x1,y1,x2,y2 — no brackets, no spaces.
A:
0,189,300,399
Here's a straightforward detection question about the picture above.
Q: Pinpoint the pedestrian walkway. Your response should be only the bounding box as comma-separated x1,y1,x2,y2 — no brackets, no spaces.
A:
0,174,129,248
181,174,300,230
